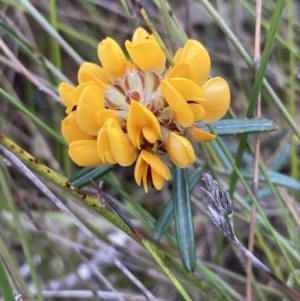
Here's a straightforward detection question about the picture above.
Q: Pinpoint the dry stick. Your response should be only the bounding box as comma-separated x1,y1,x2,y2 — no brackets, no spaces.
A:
0,145,157,301
277,188,300,228
201,173,300,301
247,0,262,300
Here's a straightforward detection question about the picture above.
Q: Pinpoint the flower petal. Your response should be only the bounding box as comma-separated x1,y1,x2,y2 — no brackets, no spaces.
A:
173,47,183,64
98,118,136,166
131,27,151,43
64,83,94,114
188,127,216,142
188,103,205,122
62,115,95,144
201,77,230,123
160,80,194,127
59,83,75,108
140,150,170,181
142,126,158,143
96,109,119,128
125,39,166,73
162,78,203,100
69,140,104,167
179,40,211,86
127,101,161,149
166,132,195,168
134,154,148,192
98,37,128,79
97,124,110,163
76,83,105,135
151,169,165,190
78,62,111,90
167,62,190,79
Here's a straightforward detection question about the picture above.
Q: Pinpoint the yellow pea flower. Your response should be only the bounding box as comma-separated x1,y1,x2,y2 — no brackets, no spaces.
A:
60,27,231,193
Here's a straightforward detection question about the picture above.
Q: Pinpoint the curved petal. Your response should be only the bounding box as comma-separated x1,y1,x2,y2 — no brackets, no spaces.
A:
142,126,157,143
78,62,111,90
151,169,165,190
96,109,119,128
160,80,194,127
180,40,211,86
188,103,205,122
98,119,136,166
201,77,230,123
76,84,105,135
162,78,203,100
98,37,128,79
166,62,190,79
134,154,149,193
125,40,166,73
127,101,161,149
67,111,77,124
69,140,104,167
62,116,95,144
188,127,216,142
166,132,195,168
65,82,94,114
131,27,151,43
106,119,137,166
140,150,170,180
97,125,110,163
173,47,183,64
59,83,75,108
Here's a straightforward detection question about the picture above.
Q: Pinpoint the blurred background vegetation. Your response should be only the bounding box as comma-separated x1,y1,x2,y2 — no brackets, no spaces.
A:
0,0,299,300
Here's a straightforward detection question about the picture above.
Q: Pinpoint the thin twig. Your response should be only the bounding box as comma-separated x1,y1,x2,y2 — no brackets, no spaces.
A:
247,0,262,299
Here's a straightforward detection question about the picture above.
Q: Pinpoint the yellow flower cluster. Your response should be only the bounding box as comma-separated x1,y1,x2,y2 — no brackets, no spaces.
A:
59,28,230,192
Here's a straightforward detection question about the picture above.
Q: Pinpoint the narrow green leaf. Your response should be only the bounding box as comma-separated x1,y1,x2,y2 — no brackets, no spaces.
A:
70,165,116,188
0,259,15,301
153,198,174,241
153,169,201,241
196,118,277,136
142,240,192,301
241,169,300,194
173,167,195,272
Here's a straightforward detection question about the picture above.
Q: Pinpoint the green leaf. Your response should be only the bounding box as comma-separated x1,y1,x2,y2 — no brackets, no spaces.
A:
173,167,196,273
153,169,201,241
196,118,277,136
241,169,300,194
69,165,116,188
0,258,15,301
